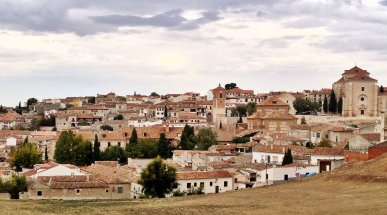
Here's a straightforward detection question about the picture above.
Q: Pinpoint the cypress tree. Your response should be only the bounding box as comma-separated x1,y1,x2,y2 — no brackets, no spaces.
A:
337,97,343,115
323,96,328,113
93,134,101,161
164,105,168,119
380,85,385,93
44,147,48,161
157,133,171,159
282,149,293,166
219,121,223,129
329,90,337,113
179,124,195,150
127,128,139,158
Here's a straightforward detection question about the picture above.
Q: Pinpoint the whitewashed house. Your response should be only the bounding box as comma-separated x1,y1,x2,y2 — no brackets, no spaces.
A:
176,171,233,194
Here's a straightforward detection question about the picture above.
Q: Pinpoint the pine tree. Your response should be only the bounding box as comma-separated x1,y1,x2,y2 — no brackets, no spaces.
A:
130,128,138,145
323,96,328,113
329,90,337,113
93,134,101,161
157,133,171,159
337,97,343,115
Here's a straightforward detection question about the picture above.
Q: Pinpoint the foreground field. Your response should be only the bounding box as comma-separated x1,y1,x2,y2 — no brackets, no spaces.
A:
3,156,387,215
2,179,386,215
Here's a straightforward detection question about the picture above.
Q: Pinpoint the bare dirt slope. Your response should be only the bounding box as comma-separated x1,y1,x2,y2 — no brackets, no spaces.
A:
2,155,387,215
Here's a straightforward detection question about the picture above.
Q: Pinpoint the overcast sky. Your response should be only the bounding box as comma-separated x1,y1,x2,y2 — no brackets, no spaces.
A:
1,0,387,106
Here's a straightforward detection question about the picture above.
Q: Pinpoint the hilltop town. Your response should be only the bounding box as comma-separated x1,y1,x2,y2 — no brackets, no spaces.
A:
0,66,387,200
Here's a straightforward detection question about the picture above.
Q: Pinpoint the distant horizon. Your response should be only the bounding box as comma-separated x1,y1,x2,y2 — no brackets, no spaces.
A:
1,1,387,106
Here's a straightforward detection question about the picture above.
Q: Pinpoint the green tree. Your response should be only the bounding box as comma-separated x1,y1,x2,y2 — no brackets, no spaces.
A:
0,105,7,113
246,102,257,116
282,149,293,166
0,174,27,199
87,96,96,104
9,142,42,171
26,98,38,108
137,139,158,158
158,133,171,159
102,146,127,164
150,92,160,97
219,121,223,129
179,125,195,150
164,105,168,119
329,90,337,113
317,139,332,147
293,98,320,114
232,136,250,143
54,131,93,165
224,83,237,90
93,134,101,161
380,85,385,93
337,97,343,115
126,128,139,158
196,128,218,150
139,157,178,198
44,147,48,161
114,114,124,120
323,96,328,113
236,105,247,117
100,124,113,131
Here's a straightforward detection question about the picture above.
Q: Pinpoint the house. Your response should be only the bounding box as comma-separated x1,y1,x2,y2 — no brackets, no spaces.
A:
252,145,310,165
349,133,381,152
176,170,233,194
26,174,131,200
81,161,140,199
23,162,85,179
246,97,298,132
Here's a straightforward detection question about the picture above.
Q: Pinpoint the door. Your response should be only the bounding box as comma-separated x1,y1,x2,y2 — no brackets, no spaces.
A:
215,186,219,193
319,161,331,173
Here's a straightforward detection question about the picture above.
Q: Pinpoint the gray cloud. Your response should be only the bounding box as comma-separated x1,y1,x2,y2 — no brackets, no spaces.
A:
90,9,220,30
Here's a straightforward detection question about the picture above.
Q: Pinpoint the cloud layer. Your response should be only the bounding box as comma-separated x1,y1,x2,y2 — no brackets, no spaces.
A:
0,0,387,106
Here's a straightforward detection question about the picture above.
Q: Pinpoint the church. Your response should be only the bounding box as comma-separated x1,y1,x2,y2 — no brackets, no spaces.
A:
333,66,386,117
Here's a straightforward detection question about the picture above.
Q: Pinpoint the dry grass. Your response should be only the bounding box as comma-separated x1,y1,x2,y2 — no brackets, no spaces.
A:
2,155,387,215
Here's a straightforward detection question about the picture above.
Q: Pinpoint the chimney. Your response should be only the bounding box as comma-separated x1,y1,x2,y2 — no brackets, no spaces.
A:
86,174,90,182
282,147,285,154
270,144,273,149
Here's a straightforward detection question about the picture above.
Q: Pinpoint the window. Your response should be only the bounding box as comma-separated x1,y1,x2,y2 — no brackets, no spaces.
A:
224,181,228,187
316,133,320,138
118,142,121,147
266,174,268,180
234,178,238,183
200,182,204,188
143,132,147,137
194,182,197,187
284,175,288,180
361,97,365,101
108,142,111,147
361,87,365,91
106,189,109,193
76,189,80,194
210,182,213,186
117,187,123,193
187,183,191,188
361,110,365,115
37,191,42,196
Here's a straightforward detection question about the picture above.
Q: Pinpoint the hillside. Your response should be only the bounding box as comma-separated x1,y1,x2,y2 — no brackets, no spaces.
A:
2,155,387,215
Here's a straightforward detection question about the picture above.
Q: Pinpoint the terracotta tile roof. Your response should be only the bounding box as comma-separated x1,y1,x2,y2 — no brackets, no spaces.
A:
343,66,369,75
290,124,312,130
81,164,134,184
94,161,119,168
254,145,310,154
226,88,254,94
310,147,344,156
258,96,289,107
263,111,297,120
177,170,233,180
360,133,381,142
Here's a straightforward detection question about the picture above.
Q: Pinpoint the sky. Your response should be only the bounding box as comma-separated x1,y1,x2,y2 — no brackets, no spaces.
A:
1,0,387,106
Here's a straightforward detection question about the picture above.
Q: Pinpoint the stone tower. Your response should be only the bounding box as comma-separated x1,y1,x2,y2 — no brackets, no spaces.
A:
212,84,226,125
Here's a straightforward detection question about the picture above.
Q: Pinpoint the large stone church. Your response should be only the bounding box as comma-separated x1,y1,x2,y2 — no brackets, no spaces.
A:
332,66,386,117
